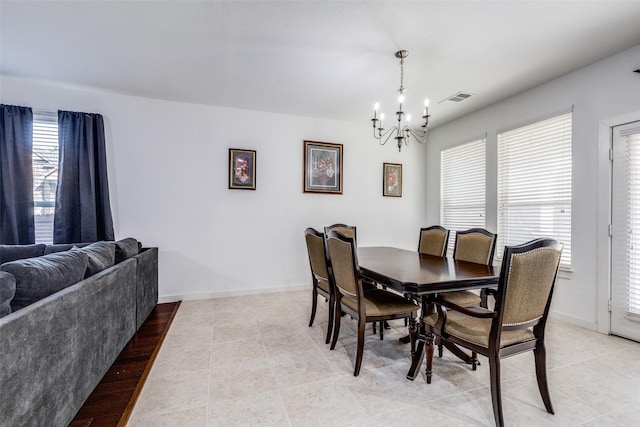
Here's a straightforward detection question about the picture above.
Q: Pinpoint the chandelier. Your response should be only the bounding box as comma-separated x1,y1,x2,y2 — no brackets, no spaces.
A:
371,50,430,152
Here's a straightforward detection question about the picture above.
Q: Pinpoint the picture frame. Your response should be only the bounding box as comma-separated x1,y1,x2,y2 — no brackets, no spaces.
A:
383,163,402,197
229,149,256,190
303,140,343,194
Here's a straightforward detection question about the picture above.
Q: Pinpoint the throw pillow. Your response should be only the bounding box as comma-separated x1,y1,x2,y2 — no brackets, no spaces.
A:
1,251,89,312
115,238,140,263
44,242,90,255
72,241,116,278
0,244,46,264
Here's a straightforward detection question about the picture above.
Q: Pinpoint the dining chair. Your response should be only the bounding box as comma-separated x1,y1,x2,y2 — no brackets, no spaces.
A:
324,223,356,240
437,228,498,358
453,228,498,265
326,230,419,376
418,225,449,256
410,225,450,333
324,223,389,339
424,238,563,427
304,227,335,344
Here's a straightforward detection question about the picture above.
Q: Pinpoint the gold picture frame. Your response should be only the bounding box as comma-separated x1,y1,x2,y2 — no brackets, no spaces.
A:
383,163,402,197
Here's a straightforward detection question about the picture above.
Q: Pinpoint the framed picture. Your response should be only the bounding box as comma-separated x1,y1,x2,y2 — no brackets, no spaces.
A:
229,149,256,190
303,140,343,194
383,163,402,197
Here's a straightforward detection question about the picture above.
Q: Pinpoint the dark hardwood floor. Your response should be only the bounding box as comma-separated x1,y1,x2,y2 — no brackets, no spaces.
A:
69,301,180,427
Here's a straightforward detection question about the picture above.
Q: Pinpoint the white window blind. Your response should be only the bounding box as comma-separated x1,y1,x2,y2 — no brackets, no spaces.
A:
620,129,640,315
32,109,58,244
497,112,572,267
441,138,486,257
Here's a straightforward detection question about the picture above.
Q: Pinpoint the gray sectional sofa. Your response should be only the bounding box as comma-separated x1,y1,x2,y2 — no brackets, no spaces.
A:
0,238,158,427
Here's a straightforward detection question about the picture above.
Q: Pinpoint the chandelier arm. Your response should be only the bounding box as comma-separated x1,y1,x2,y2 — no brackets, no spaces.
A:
374,126,399,146
403,126,429,144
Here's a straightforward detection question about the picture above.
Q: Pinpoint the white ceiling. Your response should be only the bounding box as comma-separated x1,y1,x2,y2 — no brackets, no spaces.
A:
2,1,640,128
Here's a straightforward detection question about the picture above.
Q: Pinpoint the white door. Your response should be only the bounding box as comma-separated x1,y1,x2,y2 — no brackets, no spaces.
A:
611,121,640,342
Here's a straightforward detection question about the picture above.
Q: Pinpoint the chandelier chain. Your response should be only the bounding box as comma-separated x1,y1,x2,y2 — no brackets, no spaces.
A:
399,56,405,94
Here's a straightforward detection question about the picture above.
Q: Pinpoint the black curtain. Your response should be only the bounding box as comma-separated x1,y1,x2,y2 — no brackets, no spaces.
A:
54,110,114,243
0,104,35,244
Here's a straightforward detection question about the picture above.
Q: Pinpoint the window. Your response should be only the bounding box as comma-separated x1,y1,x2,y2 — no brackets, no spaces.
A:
622,131,640,315
497,112,572,268
441,138,486,257
32,110,58,244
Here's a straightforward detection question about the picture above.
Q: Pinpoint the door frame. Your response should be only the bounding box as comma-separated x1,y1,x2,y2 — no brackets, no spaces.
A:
597,110,640,335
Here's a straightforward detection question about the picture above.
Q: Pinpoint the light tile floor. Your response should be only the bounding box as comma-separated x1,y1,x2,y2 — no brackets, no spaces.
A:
127,290,640,426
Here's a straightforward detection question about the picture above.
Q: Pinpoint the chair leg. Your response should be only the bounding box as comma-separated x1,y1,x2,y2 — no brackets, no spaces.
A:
379,321,384,340
309,287,318,327
425,332,435,384
533,344,555,414
354,319,366,376
489,355,504,427
437,336,443,357
325,293,335,344
471,351,480,370
372,321,376,334
330,301,342,350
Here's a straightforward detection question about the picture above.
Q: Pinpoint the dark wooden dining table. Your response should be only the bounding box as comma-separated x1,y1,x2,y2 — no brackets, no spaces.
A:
357,246,499,380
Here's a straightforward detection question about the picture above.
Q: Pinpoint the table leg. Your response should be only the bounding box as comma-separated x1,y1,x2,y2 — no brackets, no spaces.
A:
442,341,475,365
408,316,417,356
424,294,477,367
406,337,425,380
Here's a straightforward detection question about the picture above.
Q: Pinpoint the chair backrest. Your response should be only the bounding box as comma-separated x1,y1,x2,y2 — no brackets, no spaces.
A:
326,230,361,299
324,224,357,241
418,226,449,256
453,228,498,265
304,227,330,282
496,238,563,328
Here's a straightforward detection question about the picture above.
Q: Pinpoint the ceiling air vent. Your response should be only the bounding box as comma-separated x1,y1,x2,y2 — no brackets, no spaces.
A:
438,91,473,104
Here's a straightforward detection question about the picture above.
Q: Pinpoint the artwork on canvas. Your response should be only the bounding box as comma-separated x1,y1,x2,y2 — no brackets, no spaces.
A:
383,162,402,197
303,140,343,194
229,149,256,190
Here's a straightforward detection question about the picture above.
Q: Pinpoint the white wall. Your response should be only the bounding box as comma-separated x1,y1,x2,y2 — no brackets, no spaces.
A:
0,76,427,301
425,44,640,330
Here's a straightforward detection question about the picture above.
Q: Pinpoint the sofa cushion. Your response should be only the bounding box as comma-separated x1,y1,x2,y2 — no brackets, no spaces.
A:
1,251,89,311
44,243,90,255
115,238,140,263
0,244,46,264
72,241,116,278
0,271,16,318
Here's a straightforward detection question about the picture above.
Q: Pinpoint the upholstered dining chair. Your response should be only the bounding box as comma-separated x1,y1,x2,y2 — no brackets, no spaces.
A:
324,223,356,241
437,228,498,358
304,227,335,344
424,238,563,427
445,228,498,304
326,230,419,376
324,223,390,339
418,225,450,257
407,225,450,333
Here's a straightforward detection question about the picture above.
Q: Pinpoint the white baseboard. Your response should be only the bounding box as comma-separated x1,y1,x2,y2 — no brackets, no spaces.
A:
158,290,602,333
158,284,309,303
549,310,598,331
